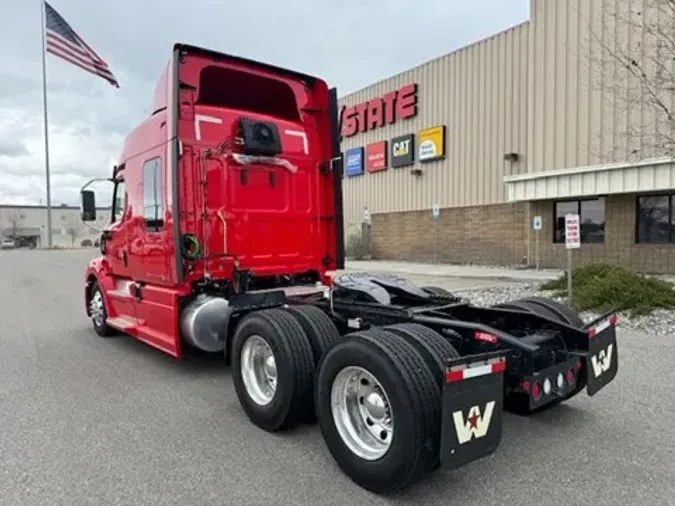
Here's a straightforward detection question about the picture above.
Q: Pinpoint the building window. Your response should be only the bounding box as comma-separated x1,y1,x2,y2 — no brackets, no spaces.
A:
142,158,163,230
553,198,605,243
636,195,673,243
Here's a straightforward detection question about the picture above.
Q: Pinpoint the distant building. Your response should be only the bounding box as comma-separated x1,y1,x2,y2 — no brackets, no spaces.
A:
0,204,110,248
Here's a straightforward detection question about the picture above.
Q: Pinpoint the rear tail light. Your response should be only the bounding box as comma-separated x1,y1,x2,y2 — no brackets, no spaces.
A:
565,368,575,384
556,372,564,389
531,382,542,401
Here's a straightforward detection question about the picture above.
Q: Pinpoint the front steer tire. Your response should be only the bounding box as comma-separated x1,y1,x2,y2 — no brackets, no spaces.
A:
89,281,116,338
231,309,315,432
315,328,440,494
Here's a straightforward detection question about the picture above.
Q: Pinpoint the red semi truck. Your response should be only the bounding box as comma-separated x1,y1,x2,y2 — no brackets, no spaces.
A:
80,43,619,494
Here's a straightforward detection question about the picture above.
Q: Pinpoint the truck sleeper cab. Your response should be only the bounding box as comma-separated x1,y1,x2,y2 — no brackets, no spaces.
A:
80,43,619,495
81,43,341,355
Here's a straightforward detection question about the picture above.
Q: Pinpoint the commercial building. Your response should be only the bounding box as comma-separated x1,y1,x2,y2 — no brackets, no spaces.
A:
337,0,675,274
0,204,106,248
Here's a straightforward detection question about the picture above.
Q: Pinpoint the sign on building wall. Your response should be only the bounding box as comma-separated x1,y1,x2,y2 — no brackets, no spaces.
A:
366,141,388,173
345,147,364,177
533,215,542,231
340,83,418,137
390,134,415,168
418,125,446,162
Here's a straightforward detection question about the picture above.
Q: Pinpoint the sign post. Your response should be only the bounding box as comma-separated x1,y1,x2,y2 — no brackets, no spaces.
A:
532,215,542,270
432,204,440,264
564,213,581,306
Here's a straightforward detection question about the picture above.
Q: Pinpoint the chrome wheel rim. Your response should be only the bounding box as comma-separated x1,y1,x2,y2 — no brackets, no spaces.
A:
90,290,104,327
241,335,277,406
330,366,394,461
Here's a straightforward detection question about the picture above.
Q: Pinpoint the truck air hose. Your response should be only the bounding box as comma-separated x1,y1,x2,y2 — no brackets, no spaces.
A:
181,234,202,261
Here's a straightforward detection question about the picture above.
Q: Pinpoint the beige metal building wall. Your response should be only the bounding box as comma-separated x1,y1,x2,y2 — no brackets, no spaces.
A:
338,22,530,232
527,0,673,173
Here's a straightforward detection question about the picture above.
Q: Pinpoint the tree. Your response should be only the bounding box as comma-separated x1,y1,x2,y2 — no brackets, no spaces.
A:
63,215,81,246
586,0,675,160
5,210,24,240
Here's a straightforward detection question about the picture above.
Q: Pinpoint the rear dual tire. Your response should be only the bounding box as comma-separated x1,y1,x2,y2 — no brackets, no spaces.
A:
231,305,341,431
232,308,456,493
421,285,459,301
281,304,341,421
315,325,453,494
494,296,584,328
385,323,460,387
231,309,315,432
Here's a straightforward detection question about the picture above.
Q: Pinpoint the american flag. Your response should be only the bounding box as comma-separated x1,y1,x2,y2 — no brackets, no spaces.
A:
44,1,119,88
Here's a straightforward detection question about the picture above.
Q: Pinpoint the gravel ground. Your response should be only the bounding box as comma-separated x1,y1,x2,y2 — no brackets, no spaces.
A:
455,282,675,336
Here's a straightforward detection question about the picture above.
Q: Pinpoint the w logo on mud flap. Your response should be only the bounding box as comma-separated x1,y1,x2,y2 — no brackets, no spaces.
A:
591,344,614,378
452,401,495,445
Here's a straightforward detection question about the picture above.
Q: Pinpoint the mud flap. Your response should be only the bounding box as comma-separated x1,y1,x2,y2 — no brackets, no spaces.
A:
585,316,619,396
439,351,507,472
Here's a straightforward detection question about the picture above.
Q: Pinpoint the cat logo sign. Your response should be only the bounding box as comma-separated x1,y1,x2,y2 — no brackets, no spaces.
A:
393,139,410,156
418,125,446,162
390,134,415,168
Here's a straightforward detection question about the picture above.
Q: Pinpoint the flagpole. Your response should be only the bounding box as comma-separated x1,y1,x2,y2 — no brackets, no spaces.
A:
39,0,53,248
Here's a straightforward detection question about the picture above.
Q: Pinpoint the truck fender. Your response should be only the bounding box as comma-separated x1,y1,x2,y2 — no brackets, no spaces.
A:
83,258,114,317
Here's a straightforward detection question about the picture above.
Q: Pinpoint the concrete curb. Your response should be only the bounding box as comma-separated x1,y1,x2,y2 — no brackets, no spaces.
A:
343,262,675,285
341,264,561,283
341,272,559,283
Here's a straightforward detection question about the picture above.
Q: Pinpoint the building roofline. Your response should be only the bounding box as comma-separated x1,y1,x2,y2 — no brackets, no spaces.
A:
0,204,110,211
338,20,530,101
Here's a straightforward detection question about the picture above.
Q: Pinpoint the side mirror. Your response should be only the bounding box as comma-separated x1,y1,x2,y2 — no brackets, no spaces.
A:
81,190,96,221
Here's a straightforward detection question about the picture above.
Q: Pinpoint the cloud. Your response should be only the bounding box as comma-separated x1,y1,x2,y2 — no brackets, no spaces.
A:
0,0,529,206
0,139,29,158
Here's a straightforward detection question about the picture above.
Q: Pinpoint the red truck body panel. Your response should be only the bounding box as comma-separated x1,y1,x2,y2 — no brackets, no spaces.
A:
175,50,338,282
84,44,343,358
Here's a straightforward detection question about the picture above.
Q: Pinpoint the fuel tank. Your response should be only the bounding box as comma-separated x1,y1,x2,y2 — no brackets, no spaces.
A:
179,294,233,352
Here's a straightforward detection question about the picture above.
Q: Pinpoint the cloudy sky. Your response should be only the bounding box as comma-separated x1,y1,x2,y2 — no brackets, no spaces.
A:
0,0,529,206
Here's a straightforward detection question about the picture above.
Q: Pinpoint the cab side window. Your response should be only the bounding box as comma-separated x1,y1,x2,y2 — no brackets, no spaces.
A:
142,157,164,231
112,179,126,223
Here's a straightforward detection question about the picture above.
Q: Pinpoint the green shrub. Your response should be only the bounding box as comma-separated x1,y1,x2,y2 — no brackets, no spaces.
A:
345,232,371,260
540,263,675,317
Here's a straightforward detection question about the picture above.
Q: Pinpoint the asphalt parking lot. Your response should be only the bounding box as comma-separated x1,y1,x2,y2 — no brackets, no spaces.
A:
0,249,673,506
